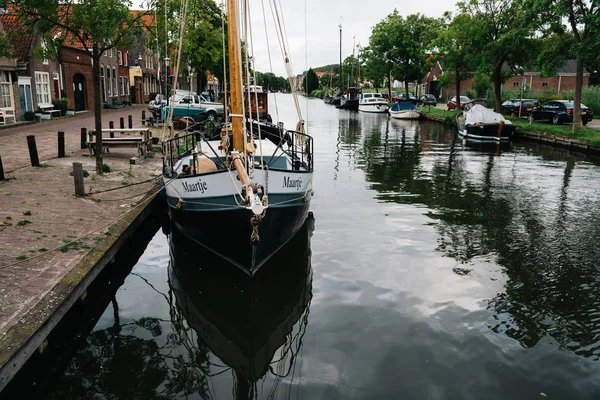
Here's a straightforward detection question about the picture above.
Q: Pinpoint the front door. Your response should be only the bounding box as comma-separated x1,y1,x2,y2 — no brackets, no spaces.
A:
73,73,86,111
18,78,33,118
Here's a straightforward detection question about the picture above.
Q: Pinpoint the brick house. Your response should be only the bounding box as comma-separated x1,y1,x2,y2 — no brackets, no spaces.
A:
0,16,19,120
59,44,93,111
422,59,591,100
0,13,64,121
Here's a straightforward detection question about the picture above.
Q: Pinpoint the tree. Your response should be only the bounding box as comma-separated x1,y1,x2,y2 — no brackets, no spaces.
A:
7,0,149,175
361,46,387,91
369,11,438,98
537,0,600,129
458,0,539,112
319,72,333,89
302,68,318,94
434,12,477,105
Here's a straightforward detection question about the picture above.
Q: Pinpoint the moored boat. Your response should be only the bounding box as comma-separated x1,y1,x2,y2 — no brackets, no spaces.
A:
336,87,360,111
389,102,420,119
358,92,389,113
162,0,314,276
456,104,514,141
168,214,313,390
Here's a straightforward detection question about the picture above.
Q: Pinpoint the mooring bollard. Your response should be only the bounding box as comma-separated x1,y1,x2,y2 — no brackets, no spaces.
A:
80,127,87,149
109,121,115,138
141,110,146,125
0,156,5,181
120,117,124,134
58,131,65,158
128,115,133,129
73,162,85,196
27,135,40,167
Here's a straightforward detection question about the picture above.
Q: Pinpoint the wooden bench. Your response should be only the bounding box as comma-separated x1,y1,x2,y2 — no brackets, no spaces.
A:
39,105,62,118
87,128,152,156
0,107,16,125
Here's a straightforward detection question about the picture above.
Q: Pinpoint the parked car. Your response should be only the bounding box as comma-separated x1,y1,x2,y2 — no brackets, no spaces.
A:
163,90,225,120
447,96,471,110
420,94,437,106
529,100,594,125
501,99,518,114
398,93,418,102
382,91,399,102
501,99,540,117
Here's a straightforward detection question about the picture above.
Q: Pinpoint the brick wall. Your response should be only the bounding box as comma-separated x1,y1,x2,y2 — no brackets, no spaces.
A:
61,47,93,111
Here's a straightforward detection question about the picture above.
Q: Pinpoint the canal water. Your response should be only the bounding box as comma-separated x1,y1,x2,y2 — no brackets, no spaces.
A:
46,95,600,399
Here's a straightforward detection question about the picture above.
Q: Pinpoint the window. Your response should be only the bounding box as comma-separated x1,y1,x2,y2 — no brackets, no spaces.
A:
125,77,130,95
120,76,125,95
513,81,519,87
35,71,51,105
100,66,106,102
118,51,123,66
1,71,12,108
107,48,113,58
112,67,117,97
123,51,128,66
542,82,549,87
41,40,49,65
106,67,112,97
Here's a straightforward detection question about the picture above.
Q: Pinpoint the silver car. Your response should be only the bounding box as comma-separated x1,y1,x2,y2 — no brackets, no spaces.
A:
170,92,225,120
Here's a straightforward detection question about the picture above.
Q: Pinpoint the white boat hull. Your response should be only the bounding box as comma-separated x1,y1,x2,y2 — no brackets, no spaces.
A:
358,103,389,113
389,110,421,120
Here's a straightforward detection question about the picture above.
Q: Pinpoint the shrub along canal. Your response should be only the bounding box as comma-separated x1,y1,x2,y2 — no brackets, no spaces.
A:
18,95,600,399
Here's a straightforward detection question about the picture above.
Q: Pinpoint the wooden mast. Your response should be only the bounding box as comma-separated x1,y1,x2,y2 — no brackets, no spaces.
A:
227,0,244,151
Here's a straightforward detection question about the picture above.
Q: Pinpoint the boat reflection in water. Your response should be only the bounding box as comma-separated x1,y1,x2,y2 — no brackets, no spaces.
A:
168,212,314,398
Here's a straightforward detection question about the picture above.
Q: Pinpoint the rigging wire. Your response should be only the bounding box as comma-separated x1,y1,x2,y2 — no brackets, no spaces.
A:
269,0,304,128
259,0,280,121
246,0,267,189
221,1,229,127
166,0,191,134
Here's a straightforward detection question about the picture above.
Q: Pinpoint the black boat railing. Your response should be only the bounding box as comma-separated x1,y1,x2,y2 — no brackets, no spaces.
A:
162,123,314,177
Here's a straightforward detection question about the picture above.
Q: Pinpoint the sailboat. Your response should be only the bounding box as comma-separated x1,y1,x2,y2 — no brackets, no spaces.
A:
168,214,314,393
161,0,314,276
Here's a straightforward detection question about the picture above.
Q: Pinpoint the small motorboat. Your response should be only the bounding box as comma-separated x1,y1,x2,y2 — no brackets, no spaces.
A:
358,92,389,113
456,104,515,141
389,102,420,120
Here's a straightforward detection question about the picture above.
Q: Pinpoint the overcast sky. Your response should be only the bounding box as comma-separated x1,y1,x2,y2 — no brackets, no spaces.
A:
136,0,460,77
248,0,459,76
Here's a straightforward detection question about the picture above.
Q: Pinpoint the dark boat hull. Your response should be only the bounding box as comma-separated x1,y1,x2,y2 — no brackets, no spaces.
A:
337,98,359,111
457,117,515,141
168,202,310,276
168,214,314,381
324,96,341,106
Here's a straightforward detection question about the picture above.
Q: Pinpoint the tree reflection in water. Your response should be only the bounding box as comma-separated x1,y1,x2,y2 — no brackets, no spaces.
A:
49,215,315,399
354,118,600,359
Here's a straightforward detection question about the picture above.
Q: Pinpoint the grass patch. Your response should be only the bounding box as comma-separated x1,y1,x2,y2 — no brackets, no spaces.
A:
60,240,92,252
17,220,32,226
102,163,111,173
35,163,51,168
419,107,461,126
16,255,28,261
507,117,600,146
70,169,89,178
32,230,42,233
23,211,31,216
6,216,12,220
39,248,48,252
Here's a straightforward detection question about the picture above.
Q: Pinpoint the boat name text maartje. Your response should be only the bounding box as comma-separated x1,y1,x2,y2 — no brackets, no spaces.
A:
283,176,303,190
182,179,208,194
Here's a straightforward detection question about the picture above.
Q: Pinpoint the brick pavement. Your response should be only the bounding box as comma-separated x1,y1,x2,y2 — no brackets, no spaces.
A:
0,104,164,338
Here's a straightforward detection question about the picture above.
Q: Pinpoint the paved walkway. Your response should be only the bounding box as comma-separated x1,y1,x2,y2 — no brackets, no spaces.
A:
0,104,163,338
